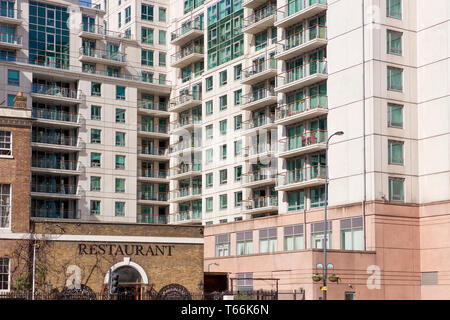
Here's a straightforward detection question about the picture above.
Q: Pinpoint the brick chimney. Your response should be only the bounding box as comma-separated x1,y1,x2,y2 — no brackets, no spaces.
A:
13,92,27,108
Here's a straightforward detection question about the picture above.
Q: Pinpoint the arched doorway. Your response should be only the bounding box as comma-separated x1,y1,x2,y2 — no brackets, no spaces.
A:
104,259,149,300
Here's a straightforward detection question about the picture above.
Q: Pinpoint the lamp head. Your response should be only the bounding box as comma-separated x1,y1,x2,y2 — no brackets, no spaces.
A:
336,131,344,136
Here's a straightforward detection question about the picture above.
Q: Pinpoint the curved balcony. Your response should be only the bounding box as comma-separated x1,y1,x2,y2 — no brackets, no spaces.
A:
241,86,278,111
170,44,204,69
275,25,327,61
276,95,328,126
31,158,81,175
31,84,83,104
0,7,22,25
276,165,326,192
242,112,276,135
32,108,80,128
0,33,22,49
169,187,202,203
169,92,202,113
79,47,127,66
241,169,277,188
79,0,105,14
170,164,202,180
137,191,169,205
275,60,328,93
137,147,170,160
138,123,169,138
169,210,202,225
242,195,278,216
137,169,169,182
171,20,204,46
243,5,276,35
274,0,327,29
278,130,327,158
169,116,202,134
241,59,277,85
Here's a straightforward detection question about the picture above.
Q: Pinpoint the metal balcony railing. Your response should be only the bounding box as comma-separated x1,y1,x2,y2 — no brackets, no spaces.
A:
276,95,328,121
171,44,203,65
0,33,21,45
242,59,277,80
171,19,203,42
32,108,79,123
170,116,202,131
32,134,79,147
137,147,169,157
138,101,168,112
242,169,276,185
170,187,202,200
32,84,81,99
243,5,276,29
170,210,202,223
31,208,80,219
275,0,327,22
276,25,327,54
276,59,327,87
279,130,327,153
243,195,278,210
31,158,79,171
242,86,276,105
242,113,275,130
79,47,126,62
137,191,168,202
138,169,169,179
139,123,168,134
170,164,202,176
31,183,78,195
277,164,326,186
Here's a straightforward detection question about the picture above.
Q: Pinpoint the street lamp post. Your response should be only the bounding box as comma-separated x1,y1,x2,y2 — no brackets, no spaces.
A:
323,131,344,301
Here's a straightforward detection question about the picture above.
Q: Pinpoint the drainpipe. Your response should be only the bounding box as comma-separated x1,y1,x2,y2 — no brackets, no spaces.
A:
362,0,367,251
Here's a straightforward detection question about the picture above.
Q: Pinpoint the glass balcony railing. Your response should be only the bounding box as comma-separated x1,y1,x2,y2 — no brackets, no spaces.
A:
244,195,278,211
138,147,169,157
242,59,277,80
170,116,202,131
139,123,168,134
276,25,327,55
276,95,328,121
32,84,81,99
243,113,275,130
170,187,202,200
277,165,327,187
32,158,79,171
279,130,327,153
170,164,202,176
32,108,79,123
138,169,169,179
31,183,78,195
170,210,202,223
80,23,105,35
242,86,276,105
32,134,79,147
245,143,274,157
171,44,204,65
275,0,327,22
78,0,103,11
171,20,203,42
31,208,80,219
138,101,168,112
169,139,202,153
137,191,168,202
276,59,327,88
79,47,126,62
137,214,168,224
242,169,276,185
243,5,276,29
0,33,21,45
169,92,202,110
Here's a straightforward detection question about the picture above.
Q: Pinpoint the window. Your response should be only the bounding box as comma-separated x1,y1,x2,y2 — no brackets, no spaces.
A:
141,27,154,44
206,197,213,212
219,95,227,111
0,131,12,156
387,30,402,55
159,7,166,21
215,234,230,257
236,273,253,292
118,12,121,27
0,185,11,228
115,201,125,216
388,140,404,165
115,155,125,169
234,191,242,207
91,82,101,96
91,105,101,120
82,63,96,74
259,228,277,253
90,200,100,215
206,148,213,163
234,64,242,80
115,132,126,146
220,169,227,185
284,225,304,251
234,140,242,156
387,67,403,91
236,231,253,255
125,6,131,23
91,129,101,144
255,30,268,51
288,190,305,211
234,115,242,130
142,4,154,20
206,100,213,116
159,74,166,84
220,144,227,160
115,109,125,123
205,124,213,140
234,166,242,181
0,258,9,290
206,173,213,188
159,52,166,66
234,89,242,105
115,178,125,193
388,104,403,128
220,219,227,224
142,50,154,66
219,194,227,209
7,95,14,107
387,0,402,19
90,153,101,167
205,76,213,91
116,86,126,100
90,176,101,191
340,217,364,250
7,70,19,86
219,70,227,86
159,30,166,45
389,177,404,201
311,221,332,249
219,120,227,135
310,186,325,208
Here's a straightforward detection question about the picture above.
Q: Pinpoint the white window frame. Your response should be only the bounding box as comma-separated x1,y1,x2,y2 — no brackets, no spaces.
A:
0,131,12,158
0,184,11,229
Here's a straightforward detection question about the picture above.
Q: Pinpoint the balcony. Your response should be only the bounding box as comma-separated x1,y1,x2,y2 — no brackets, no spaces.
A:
0,7,22,25
276,165,326,192
278,130,327,158
137,147,170,160
243,5,276,35
32,108,80,128
243,143,275,161
241,169,277,188
137,214,168,224
79,0,105,14
137,101,168,115
78,23,105,40
170,44,204,69
241,59,277,85
32,134,81,151
31,208,80,220
274,0,327,29
169,140,202,155
169,210,202,225
137,191,169,205
275,25,327,61
137,169,169,183
31,158,81,175
171,20,204,46
241,87,277,111
79,47,126,66
169,116,202,134
276,95,328,126
242,196,278,216
275,60,328,93
242,112,276,134
31,183,81,199
169,187,202,203
0,33,22,49
138,123,169,138
169,92,202,113
243,0,269,9
31,84,83,104
170,164,202,180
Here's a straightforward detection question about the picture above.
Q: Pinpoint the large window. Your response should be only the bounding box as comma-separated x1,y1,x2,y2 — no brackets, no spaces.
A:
159,7,166,21
206,197,213,212
90,200,100,215
115,132,126,146
386,0,402,19
310,186,325,208
125,6,131,23
287,190,304,211
284,224,304,251
141,27,154,44
236,231,253,255
142,49,154,66
116,86,126,100
340,217,364,250
90,129,101,144
7,70,19,86
90,153,101,167
0,258,9,291
90,176,101,191
0,184,11,229
259,228,277,253
215,233,230,257
310,221,332,249
236,272,253,292
388,140,404,165
219,169,227,184
115,201,125,216
115,178,125,193
0,131,12,156
141,4,154,21
91,105,101,120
